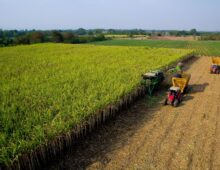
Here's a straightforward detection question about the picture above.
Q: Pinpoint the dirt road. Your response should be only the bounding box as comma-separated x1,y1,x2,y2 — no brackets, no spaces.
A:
48,57,220,170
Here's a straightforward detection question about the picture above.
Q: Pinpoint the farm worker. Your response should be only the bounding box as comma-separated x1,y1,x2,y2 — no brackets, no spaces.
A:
175,62,184,72
173,62,184,78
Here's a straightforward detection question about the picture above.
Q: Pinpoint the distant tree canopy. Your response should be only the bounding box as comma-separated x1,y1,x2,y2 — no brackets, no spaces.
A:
29,31,45,43
189,29,197,36
75,28,87,35
63,32,75,43
52,31,64,43
15,35,30,45
168,29,199,36
0,28,219,47
200,34,220,40
0,29,107,47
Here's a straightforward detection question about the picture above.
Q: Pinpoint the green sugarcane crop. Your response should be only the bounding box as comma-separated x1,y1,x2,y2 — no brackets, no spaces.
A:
0,43,193,166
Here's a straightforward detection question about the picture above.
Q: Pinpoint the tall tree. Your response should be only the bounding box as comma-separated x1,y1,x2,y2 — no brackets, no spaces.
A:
75,28,87,35
189,29,197,36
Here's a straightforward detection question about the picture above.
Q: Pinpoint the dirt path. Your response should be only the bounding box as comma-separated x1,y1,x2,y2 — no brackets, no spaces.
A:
48,57,220,170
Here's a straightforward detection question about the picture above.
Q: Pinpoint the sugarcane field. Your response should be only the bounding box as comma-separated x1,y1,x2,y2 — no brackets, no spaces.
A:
1,1,220,170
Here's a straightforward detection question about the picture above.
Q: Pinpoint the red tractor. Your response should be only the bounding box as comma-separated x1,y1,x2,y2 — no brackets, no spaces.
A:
165,86,183,107
164,72,191,107
210,57,220,74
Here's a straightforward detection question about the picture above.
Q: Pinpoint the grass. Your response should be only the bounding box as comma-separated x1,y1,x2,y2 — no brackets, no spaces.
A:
91,39,220,56
0,43,193,166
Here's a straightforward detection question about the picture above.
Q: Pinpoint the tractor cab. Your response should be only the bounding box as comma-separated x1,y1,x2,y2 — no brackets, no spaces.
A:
142,70,164,81
166,86,182,106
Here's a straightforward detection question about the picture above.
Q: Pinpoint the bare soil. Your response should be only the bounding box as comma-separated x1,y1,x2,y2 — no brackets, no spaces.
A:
48,57,220,170
150,36,199,41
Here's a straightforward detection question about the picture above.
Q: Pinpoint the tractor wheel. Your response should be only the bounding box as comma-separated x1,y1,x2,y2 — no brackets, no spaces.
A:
164,98,168,105
173,99,179,107
183,86,188,94
179,94,183,102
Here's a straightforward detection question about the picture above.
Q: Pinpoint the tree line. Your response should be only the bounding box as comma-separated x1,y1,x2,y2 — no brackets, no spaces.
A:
1,28,220,47
0,29,107,47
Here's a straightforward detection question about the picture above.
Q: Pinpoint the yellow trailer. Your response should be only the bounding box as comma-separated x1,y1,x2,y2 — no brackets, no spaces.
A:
212,57,220,65
172,72,191,93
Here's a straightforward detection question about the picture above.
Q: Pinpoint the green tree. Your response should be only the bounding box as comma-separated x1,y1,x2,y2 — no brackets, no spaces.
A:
189,29,197,36
52,31,63,43
75,28,87,35
88,30,94,36
15,35,30,45
63,32,75,43
29,31,45,43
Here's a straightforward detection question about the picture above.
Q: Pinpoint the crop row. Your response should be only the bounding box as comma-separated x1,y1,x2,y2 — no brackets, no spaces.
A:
91,39,220,56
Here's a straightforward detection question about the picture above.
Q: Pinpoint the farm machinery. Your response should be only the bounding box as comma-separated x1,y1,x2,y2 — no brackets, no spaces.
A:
210,57,220,74
164,72,191,107
141,70,164,96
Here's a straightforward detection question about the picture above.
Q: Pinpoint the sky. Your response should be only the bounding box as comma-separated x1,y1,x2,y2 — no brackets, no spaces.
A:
0,0,220,31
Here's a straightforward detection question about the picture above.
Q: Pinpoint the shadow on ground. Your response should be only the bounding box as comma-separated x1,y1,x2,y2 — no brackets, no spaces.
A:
189,83,209,94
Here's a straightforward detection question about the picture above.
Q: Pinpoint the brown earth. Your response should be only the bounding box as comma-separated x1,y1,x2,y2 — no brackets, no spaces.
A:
48,57,220,170
150,36,199,41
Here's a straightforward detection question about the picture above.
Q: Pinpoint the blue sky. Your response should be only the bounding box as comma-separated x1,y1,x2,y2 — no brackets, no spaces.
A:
0,0,220,31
